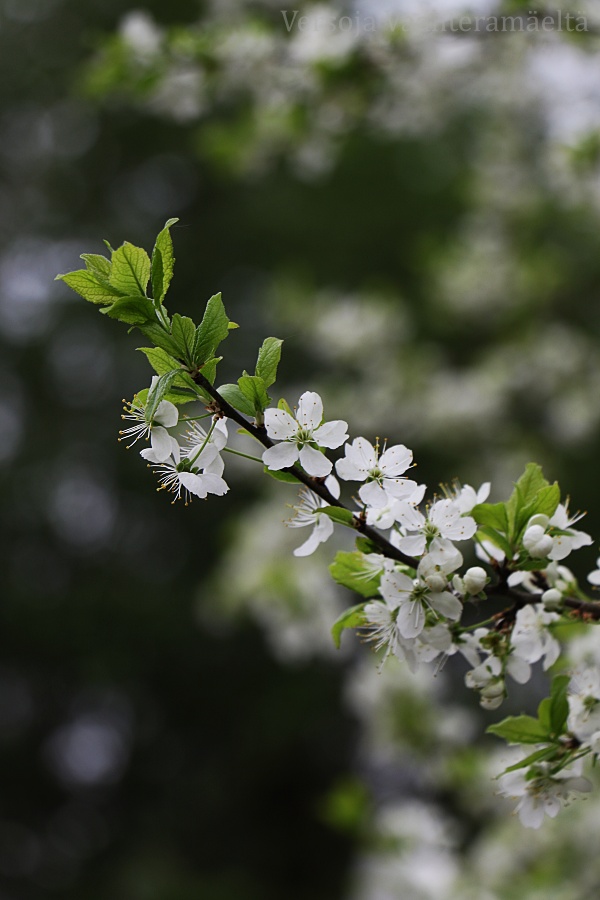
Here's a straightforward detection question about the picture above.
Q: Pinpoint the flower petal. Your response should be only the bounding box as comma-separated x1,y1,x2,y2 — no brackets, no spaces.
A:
429,591,463,621
313,420,349,449
397,600,424,638
380,444,412,476
264,408,297,441
299,443,332,477
294,516,334,557
150,425,174,462
296,391,323,431
262,442,299,471
359,481,389,508
154,399,179,428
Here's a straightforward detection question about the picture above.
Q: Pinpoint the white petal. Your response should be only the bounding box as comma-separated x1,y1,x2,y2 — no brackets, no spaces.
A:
379,444,412,476
299,443,332,476
294,517,333,557
430,591,463,621
211,419,229,451
199,474,229,496
296,391,323,431
264,408,297,441
203,453,225,477
154,399,179,428
179,472,208,498
350,437,377,470
150,426,174,462
393,501,426,531
262,442,299,471
324,475,341,499
397,600,424,638
313,420,349,449
396,534,427,557
383,478,419,500
336,455,366,481
189,444,219,470
359,481,389,507
380,570,414,605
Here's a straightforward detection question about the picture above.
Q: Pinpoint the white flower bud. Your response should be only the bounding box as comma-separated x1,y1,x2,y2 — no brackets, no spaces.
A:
542,588,562,611
481,678,505,701
523,524,554,558
423,573,447,593
463,566,487,595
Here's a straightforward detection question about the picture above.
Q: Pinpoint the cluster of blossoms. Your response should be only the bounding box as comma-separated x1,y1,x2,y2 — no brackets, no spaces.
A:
58,225,600,829
120,378,230,503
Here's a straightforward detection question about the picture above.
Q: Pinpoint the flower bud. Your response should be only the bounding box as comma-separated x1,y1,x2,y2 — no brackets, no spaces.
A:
523,524,554,558
463,566,487,595
423,573,447,593
542,588,562,611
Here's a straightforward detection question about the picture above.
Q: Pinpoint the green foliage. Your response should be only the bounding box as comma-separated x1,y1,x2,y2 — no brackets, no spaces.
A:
238,375,271,416
487,714,550,745
171,313,197,366
255,337,283,388
151,217,178,305
320,507,356,527
144,370,182,422
55,267,121,305
109,242,151,296
263,467,301,484
331,603,368,649
193,293,231,366
329,551,383,599
472,463,561,559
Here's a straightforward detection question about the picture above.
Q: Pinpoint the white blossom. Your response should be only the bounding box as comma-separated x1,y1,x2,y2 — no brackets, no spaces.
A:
447,481,490,514
568,666,600,743
379,559,462,640
510,604,561,671
394,498,477,558
119,389,179,462
141,436,228,502
335,436,417,506
463,566,488,595
287,475,340,557
262,391,348,477
498,764,591,829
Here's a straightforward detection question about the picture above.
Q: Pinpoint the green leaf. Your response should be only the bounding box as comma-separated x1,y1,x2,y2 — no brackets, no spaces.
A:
506,463,554,536
101,295,155,325
151,218,178,305
476,526,513,560
80,253,112,280
138,322,182,358
199,356,220,386
471,502,509,533
55,269,122,305
238,375,270,415
549,674,570,736
519,483,561,529
487,715,550,745
329,551,383,599
501,745,559,774
537,697,552,733
263,467,301,484
331,603,368,649
355,537,380,554
138,347,181,376
255,337,283,388
145,370,180,422
320,507,356,527
171,313,197,365
109,242,151,297
193,293,230,365
218,384,256,417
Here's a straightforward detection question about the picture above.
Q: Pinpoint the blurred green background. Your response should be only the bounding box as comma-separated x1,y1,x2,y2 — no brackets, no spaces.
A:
3,0,600,897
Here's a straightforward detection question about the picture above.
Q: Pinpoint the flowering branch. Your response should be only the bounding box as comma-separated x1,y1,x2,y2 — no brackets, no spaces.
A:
56,220,600,829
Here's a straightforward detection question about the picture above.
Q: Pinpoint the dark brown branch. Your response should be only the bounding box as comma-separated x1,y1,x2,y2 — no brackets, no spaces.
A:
485,583,600,621
192,371,419,568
